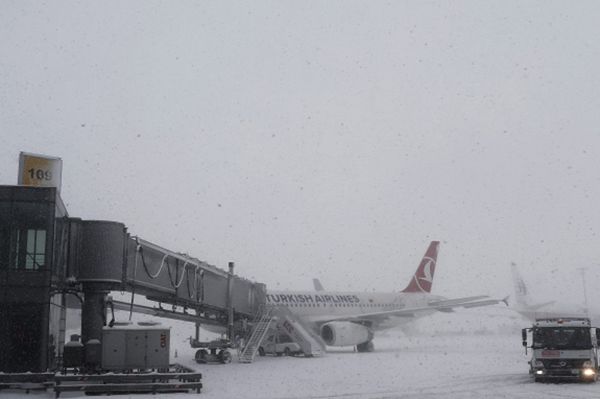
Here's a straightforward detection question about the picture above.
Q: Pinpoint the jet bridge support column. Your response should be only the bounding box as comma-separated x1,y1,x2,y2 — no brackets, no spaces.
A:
81,284,109,345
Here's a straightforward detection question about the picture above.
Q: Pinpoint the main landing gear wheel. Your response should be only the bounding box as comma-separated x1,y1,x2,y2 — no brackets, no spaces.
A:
356,341,374,353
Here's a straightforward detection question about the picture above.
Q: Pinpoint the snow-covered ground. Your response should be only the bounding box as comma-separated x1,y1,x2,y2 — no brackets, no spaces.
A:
184,333,600,399
4,309,600,398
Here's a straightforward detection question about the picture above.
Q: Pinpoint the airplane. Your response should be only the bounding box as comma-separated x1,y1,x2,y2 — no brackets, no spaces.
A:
509,262,586,321
267,241,506,352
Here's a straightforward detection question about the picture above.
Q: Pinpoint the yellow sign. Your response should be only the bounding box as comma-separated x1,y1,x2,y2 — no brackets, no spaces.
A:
18,152,63,191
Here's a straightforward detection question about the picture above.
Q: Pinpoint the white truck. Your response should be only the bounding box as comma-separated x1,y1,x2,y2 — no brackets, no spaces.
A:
522,317,600,382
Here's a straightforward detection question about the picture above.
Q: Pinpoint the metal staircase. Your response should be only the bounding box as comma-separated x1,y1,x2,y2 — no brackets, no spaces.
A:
275,306,325,357
238,307,275,363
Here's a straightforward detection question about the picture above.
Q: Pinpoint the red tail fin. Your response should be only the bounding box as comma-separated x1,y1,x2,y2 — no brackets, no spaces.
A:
401,241,440,293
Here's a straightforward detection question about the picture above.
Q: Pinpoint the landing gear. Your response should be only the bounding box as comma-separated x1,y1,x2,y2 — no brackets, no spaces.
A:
356,341,374,353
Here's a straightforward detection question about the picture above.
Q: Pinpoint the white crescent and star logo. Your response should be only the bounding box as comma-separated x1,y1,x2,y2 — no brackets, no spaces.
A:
413,257,436,292
419,258,435,284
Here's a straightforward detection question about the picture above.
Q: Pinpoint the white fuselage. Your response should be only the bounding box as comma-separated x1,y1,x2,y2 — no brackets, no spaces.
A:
267,290,443,330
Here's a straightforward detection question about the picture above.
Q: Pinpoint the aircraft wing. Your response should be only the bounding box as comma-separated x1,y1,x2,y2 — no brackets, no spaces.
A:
310,295,507,325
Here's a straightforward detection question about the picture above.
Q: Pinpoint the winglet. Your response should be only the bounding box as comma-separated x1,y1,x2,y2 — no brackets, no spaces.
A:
401,241,440,293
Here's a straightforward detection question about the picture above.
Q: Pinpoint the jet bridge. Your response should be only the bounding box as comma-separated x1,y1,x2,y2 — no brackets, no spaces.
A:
0,185,266,372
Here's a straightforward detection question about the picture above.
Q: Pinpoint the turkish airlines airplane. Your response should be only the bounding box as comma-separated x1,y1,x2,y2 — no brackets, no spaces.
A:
267,241,505,352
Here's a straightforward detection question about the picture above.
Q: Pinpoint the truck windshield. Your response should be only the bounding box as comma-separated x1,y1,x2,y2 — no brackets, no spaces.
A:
532,327,591,350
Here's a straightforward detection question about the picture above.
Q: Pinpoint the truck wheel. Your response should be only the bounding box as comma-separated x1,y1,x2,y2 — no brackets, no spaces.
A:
284,347,291,357
258,347,265,357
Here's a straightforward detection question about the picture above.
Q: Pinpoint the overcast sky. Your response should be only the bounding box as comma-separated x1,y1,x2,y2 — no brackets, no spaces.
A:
2,1,600,308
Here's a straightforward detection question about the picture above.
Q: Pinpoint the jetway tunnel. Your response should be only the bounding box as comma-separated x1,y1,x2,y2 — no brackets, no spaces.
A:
0,185,266,372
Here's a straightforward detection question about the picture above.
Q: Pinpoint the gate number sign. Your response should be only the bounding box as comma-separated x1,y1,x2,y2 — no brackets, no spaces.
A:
18,152,63,192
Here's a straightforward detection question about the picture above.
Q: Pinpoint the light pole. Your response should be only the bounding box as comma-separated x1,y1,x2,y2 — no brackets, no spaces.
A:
578,267,589,317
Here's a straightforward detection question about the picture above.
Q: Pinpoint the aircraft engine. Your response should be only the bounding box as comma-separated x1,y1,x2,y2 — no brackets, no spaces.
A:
320,321,373,346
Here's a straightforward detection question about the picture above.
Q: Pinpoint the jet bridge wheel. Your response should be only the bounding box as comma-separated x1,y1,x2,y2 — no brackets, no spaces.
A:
195,349,208,364
356,341,374,353
219,350,232,364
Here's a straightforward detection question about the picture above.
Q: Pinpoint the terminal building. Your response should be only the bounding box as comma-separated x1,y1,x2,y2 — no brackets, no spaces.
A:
0,186,68,371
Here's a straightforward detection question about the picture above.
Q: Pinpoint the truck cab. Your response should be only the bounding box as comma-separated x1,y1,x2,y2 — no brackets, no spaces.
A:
522,317,600,382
